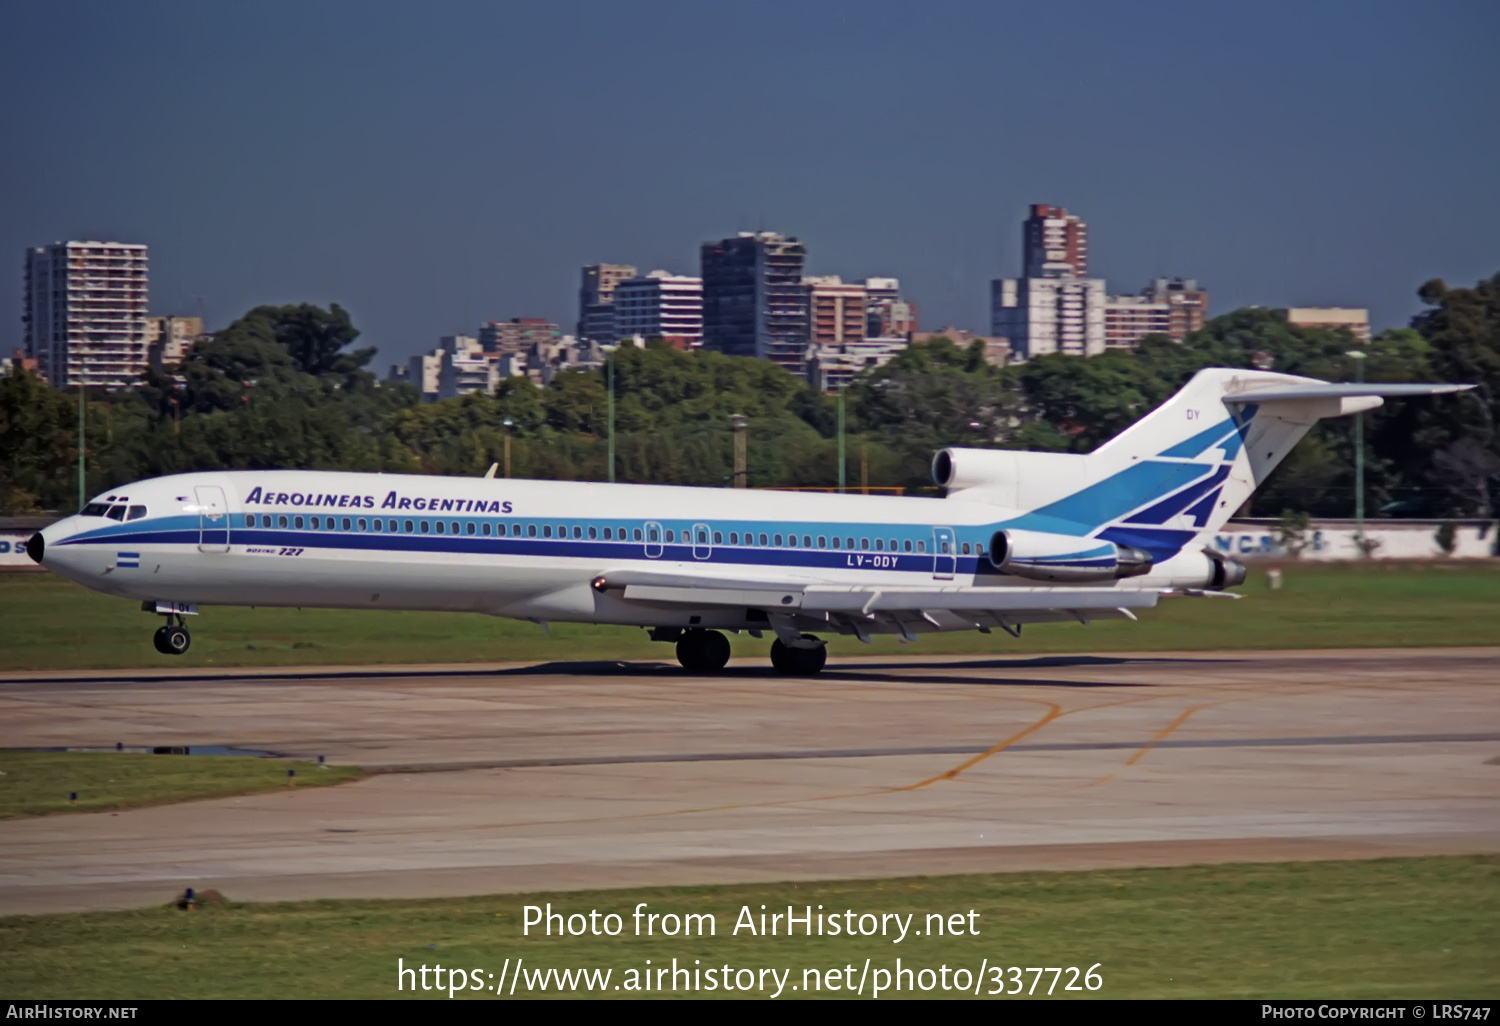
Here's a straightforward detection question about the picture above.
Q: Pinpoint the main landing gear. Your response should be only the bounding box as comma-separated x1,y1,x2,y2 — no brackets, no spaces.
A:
152,615,191,656
770,635,827,677
676,629,731,673
659,627,828,676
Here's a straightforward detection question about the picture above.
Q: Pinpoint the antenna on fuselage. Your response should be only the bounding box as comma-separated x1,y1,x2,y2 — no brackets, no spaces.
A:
483,463,498,479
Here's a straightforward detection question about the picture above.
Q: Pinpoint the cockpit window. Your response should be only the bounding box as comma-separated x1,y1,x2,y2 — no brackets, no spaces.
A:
82,503,109,516
127,505,147,521
105,505,127,521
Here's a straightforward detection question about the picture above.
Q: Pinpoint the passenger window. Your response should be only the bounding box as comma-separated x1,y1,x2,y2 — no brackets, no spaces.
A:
358,518,367,532
787,535,796,548
729,532,738,545
941,541,950,554
374,519,384,533
106,505,127,521
802,535,811,548
831,536,840,549
436,521,445,534
774,534,783,546
860,538,870,550
278,515,289,529
647,526,659,542
759,533,768,546
711,531,721,544
127,505,147,521
889,538,897,551
846,537,855,549
633,528,643,541
542,525,551,538
817,536,826,548
294,516,304,530
419,520,429,534
666,529,674,542
245,514,257,528
975,542,984,556
904,539,912,552
480,522,489,536
874,538,883,551
917,540,926,553
342,517,353,531
962,542,970,554
697,528,708,544
571,526,580,539
450,522,458,535
588,526,597,540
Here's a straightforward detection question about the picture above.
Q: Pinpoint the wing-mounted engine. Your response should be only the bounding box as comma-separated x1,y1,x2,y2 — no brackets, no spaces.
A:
989,529,1152,583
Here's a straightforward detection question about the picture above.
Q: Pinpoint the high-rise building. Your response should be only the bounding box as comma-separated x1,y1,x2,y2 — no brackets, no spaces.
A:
700,231,807,369
24,241,150,387
577,263,636,343
436,335,497,400
1022,204,1088,278
863,277,917,339
479,318,562,355
1102,295,1171,350
614,271,703,349
1144,277,1208,339
805,276,867,347
144,315,205,370
992,277,1106,359
1280,307,1370,343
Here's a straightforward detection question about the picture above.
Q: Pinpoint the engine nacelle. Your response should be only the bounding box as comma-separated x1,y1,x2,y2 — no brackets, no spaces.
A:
989,529,1153,583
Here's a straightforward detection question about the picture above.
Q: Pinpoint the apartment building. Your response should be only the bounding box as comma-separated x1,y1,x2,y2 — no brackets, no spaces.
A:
700,231,808,370
24,241,150,387
614,271,703,348
577,263,636,343
1281,307,1370,343
479,318,562,355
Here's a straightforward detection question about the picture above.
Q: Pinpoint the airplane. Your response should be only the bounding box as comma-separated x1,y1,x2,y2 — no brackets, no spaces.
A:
26,368,1471,675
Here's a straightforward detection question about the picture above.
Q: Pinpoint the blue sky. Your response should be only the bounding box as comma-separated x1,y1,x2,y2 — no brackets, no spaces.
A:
2,0,1495,367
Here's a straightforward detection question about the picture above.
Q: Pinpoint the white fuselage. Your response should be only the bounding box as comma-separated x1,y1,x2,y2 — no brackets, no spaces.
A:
37,469,1218,637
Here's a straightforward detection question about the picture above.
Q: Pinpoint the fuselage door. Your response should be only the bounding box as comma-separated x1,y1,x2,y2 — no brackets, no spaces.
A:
932,526,956,579
692,523,712,560
195,485,230,553
644,521,664,559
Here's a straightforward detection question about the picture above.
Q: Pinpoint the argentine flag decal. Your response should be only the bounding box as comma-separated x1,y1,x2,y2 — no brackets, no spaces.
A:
117,552,140,569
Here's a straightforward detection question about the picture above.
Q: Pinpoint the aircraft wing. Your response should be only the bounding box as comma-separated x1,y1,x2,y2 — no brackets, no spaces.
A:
591,567,1160,623
1226,382,1472,403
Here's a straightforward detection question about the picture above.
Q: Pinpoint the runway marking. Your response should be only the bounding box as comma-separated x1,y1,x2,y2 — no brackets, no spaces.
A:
1126,704,1206,767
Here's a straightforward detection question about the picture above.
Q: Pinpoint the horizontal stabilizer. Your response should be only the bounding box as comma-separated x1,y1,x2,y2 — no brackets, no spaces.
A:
1226,382,1472,403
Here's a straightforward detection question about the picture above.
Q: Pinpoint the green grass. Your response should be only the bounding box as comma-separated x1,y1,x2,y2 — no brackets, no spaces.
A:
1,857,1494,999
1,562,1496,671
0,751,363,819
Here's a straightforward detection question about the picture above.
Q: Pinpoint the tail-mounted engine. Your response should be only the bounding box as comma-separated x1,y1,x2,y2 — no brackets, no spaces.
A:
989,529,1153,583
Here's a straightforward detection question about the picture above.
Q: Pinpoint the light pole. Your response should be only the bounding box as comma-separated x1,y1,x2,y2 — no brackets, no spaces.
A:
837,389,846,494
502,418,513,478
730,414,748,488
606,350,615,484
1346,350,1367,542
76,379,85,511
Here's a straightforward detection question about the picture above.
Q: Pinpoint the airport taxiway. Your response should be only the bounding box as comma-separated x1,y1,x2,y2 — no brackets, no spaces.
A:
0,647,1496,914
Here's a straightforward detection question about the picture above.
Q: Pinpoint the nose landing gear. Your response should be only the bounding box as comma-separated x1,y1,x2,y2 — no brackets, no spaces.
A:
152,616,191,656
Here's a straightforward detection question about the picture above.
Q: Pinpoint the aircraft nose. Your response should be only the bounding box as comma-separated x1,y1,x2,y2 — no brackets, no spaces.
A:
26,532,44,564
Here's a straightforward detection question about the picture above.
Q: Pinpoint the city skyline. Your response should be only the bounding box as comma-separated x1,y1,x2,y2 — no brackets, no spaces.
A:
2,1,1495,368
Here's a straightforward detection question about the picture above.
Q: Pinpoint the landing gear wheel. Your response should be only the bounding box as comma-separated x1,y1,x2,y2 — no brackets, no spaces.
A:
158,623,191,656
676,629,731,673
770,635,827,676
